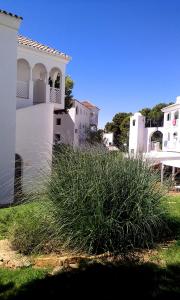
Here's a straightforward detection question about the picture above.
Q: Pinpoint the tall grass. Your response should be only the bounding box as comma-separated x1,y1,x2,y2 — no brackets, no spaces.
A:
9,145,168,255
45,145,167,254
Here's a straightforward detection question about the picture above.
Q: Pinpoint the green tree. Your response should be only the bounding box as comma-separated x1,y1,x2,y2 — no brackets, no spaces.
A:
105,112,132,149
86,129,104,145
140,102,174,127
65,75,74,111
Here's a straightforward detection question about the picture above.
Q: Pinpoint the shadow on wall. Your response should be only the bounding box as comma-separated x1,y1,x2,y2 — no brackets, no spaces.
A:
1,261,180,299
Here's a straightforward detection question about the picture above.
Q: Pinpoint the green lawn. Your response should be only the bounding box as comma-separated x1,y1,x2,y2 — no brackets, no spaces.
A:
150,195,180,266
0,267,48,299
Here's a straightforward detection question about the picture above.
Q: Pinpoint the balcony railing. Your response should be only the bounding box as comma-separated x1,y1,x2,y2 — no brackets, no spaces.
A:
16,81,29,99
50,87,61,103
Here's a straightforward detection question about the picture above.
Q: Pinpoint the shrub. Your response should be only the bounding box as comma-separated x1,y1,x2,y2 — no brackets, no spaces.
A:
46,146,167,254
10,146,168,255
9,200,60,254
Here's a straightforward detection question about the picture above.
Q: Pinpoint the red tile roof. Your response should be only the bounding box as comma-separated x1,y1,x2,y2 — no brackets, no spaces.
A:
81,101,99,110
18,35,71,61
0,9,23,20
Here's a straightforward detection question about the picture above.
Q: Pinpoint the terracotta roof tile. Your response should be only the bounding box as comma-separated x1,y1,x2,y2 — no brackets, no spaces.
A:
0,9,23,20
18,35,70,60
81,101,100,110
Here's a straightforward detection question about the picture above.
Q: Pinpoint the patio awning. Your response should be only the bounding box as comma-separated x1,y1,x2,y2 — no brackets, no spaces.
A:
162,160,180,168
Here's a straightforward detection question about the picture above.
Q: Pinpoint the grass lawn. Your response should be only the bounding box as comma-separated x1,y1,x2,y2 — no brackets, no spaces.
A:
150,195,180,266
0,194,179,299
0,267,48,299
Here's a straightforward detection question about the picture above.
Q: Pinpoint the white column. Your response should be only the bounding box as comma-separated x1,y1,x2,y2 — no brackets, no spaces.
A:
61,73,65,107
172,166,175,182
0,13,22,205
46,85,50,103
29,80,34,102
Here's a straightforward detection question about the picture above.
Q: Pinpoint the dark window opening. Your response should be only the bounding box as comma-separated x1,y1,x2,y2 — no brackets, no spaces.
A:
56,118,61,125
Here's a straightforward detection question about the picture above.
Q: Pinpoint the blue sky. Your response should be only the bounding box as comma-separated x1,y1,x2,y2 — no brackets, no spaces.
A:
2,0,180,128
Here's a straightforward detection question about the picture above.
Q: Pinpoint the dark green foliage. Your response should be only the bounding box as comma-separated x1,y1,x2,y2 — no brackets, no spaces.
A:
105,112,132,148
86,129,104,145
65,75,74,111
140,102,174,127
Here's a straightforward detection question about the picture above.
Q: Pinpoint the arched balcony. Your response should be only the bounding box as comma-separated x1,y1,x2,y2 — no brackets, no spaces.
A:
17,59,30,99
32,63,47,104
49,67,62,104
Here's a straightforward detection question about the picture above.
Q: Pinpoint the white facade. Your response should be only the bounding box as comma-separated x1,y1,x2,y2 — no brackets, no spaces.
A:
129,96,180,157
103,132,114,146
0,12,21,204
0,10,70,204
54,100,100,147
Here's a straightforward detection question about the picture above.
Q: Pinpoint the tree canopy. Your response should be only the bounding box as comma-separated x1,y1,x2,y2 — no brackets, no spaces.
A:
65,75,74,111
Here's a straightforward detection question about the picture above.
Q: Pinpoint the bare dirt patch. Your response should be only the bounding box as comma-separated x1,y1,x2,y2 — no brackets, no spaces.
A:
0,239,31,268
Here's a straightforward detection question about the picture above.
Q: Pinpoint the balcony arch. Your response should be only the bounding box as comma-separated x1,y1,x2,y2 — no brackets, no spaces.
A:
17,59,30,99
49,67,62,103
32,63,47,104
150,130,163,151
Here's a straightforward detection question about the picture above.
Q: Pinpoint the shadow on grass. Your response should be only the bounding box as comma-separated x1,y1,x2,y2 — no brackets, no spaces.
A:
1,261,180,300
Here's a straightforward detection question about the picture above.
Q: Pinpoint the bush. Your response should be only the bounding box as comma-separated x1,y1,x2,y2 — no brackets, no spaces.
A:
46,146,167,254
10,146,168,255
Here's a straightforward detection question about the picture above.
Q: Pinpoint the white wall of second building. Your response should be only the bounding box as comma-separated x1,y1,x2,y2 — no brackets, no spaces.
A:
54,112,75,146
16,103,54,193
103,133,114,146
162,107,180,152
129,113,146,154
54,101,92,147
0,14,21,204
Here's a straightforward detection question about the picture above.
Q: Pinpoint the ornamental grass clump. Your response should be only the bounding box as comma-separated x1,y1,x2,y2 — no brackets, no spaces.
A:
46,145,167,254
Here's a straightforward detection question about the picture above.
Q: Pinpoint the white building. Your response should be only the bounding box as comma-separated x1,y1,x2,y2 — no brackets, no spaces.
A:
103,132,114,146
129,96,180,183
0,9,70,205
129,96,180,156
54,100,100,147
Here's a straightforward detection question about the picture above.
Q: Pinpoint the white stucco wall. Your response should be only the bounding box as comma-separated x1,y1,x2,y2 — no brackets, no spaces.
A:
54,100,94,147
16,103,54,192
54,112,75,145
0,14,21,204
103,133,114,146
129,113,146,154
89,107,99,127
162,106,180,152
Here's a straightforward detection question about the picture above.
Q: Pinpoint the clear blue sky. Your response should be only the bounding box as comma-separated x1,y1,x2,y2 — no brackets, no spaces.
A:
2,0,180,128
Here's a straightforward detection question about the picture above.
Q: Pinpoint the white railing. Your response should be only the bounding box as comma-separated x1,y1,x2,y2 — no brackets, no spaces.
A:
50,87,61,103
16,81,29,99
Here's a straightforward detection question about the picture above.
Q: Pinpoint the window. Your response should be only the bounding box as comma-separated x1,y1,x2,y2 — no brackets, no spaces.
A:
133,120,136,126
56,118,61,125
55,134,60,143
131,149,134,154
174,111,179,120
173,132,178,140
167,113,171,121
168,132,170,141
76,106,79,115
75,129,78,133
